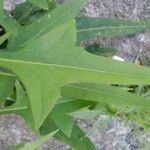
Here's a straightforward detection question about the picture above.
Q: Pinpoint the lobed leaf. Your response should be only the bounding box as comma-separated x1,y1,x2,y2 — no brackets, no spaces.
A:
1,20,150,130
2,0,150,149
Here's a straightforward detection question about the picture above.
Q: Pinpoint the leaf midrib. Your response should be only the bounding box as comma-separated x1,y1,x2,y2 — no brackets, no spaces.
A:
65,84,150,108
66,84,139,101
77,25,149,33
0,58,149,79
0,106,28,112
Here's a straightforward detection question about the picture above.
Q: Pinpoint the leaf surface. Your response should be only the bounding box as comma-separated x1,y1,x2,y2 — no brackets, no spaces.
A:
40,118,95,150
0,80,35,130
7,0,87,51
62,83,150,109
68,110,101,120
77,17,150,42
1,20,150,129
62,83,150,128
0,30,14,45
50,98,94,137
0,0,3,17
20,130,58,150
0,73,15,104
85,44,118,57
27,0,48,10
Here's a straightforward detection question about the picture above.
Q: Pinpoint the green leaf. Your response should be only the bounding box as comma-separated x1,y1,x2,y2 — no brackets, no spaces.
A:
0,81,27,112
58,124,95,150
21,130,58,150
27,0,48,10
0,0,3,17
62,83,150,109
0,80,35,130
50,98,94,137
12,2,43,25
7,0,87,51
0,20,77,129
77,17,150,42
0,11,18,50
0,11,18,32
1,20,150,130
0,30,14,46
62,83,150,128
85,44,118,57
69,110,101,119
40,119,95,150
47,0,56,11
0,72,15,104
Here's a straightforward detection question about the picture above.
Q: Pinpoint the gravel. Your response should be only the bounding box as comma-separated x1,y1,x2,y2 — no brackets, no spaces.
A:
1,0,150,150
0,114,36,150
3,0,25,11
82,0,150,20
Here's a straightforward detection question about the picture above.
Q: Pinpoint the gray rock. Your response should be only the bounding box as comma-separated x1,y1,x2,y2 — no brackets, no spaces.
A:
82,0,150,20
3,0,25,11
0,114,36,150
78,115,150,150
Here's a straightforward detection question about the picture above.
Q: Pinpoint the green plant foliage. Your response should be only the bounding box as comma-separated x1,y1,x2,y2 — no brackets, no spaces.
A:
77,17,150,42
0,0,3,17
0,73,15,104
0,10,17,31
6,0,88,51
40,117,95,150
1,19,150,130
50,98,94,137
12,2,44,25
1,0,150,149
0,80,35,130
47,0,56,11
20,130,58,150
27,0,48,10
62,83,150,109
62,83,150,128
68,110,102,120
0,29,13,46
85,44,118,57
